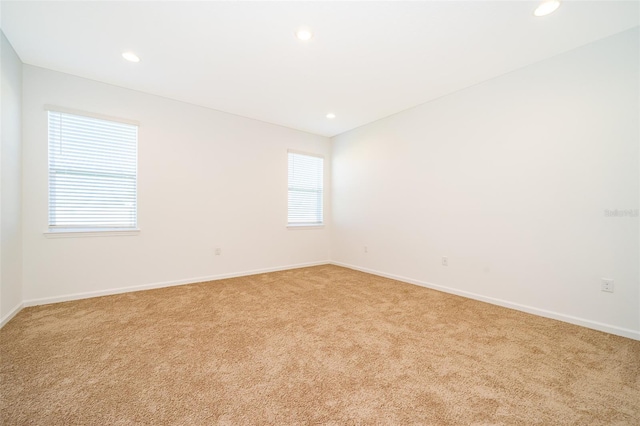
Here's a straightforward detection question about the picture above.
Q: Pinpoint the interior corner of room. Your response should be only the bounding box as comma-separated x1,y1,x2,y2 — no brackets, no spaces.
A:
1,3,638,338
0,1,638,422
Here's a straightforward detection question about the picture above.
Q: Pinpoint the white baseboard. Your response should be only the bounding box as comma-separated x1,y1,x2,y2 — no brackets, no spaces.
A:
10,260,640,341
331,261,640,341
22,260,330,308
1,302,24,328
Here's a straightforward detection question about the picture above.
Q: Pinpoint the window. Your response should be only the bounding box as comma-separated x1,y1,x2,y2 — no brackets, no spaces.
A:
48,109,138,232
288,151,324,226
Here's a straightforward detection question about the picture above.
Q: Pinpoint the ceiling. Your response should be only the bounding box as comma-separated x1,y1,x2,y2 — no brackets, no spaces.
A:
2,1,638,137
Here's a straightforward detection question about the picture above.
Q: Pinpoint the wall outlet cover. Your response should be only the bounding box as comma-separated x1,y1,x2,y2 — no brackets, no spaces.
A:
601,279,614,293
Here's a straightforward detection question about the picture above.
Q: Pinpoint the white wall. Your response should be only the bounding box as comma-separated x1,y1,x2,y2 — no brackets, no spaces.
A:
1,31,23,325
332,28,639,339
22,65,331,303
8,26,640,341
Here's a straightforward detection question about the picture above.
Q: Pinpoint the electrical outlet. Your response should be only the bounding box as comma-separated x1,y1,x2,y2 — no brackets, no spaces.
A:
364,246,368,253
601,278,614,293
215,248,222,256
442,256,448,266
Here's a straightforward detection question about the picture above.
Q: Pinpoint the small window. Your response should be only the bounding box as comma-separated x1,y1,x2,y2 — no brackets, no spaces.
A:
288,151,324,226
48,110,138,231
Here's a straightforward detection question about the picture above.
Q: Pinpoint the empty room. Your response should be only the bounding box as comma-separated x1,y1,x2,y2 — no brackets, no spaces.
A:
1,0,639,424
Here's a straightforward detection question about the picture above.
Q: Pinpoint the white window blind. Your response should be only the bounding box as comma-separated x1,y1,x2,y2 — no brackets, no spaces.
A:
288,151,323,226
48,110,138,230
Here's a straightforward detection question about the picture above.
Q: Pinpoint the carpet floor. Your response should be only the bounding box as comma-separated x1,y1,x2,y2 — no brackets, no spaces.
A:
1,265,639,425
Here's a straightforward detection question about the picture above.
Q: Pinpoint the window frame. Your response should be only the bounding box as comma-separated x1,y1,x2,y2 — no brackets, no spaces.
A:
287,149,325,229
44,106,140,238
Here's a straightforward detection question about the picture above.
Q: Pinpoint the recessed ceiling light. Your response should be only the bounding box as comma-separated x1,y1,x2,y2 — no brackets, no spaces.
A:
122,51,140,63
295,28,313,41
326,113,336,119
533,0,561,17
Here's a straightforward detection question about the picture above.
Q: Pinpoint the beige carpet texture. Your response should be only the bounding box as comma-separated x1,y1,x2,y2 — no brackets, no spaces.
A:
1,265,639,425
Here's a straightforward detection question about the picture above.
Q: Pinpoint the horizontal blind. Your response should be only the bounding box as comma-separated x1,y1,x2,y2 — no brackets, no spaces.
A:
48,111,138,229
288,152,323,225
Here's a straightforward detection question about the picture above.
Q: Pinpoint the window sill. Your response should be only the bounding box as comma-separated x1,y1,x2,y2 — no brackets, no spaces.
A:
44,228,140,238
286,224,325,230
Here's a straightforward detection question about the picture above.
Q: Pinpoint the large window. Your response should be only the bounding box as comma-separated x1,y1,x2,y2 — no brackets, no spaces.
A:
287,151,324,226
48,109,138,231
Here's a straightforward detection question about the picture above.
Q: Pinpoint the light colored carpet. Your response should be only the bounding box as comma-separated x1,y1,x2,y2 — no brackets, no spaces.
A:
1,265,639,425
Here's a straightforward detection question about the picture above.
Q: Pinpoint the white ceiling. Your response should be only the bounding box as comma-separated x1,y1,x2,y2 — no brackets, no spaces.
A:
2,1,638,137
